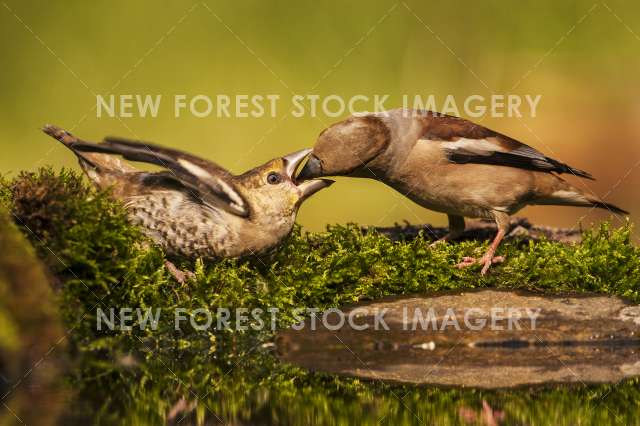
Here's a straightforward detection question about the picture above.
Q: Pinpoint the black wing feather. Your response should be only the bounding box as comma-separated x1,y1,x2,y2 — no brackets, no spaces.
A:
419,113,594,179
444,147,594,180
70,139,250,216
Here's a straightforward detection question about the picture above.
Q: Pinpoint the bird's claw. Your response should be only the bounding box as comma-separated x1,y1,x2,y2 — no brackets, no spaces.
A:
429,238,446,248
455,256,477,267
164,260,195,284
455,255,505,275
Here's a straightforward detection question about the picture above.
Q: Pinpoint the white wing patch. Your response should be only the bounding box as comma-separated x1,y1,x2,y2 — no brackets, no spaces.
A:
177,158,213,179
178,158,247,214
214,177,246,212
434,137,507,153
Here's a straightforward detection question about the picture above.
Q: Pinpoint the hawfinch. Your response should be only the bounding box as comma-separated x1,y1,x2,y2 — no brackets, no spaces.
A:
44,125,332,280
298,109,627,274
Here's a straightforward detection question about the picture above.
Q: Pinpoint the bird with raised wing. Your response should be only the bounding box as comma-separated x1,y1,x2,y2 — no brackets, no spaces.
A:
297,109,628,274
43,125,332,282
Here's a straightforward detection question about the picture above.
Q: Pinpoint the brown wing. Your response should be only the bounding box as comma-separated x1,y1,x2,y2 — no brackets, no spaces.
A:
419,112,594,179
72,136,250,216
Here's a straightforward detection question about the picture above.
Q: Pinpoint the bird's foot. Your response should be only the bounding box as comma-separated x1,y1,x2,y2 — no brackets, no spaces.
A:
455,255,505,275
429,237,446,247
459,400,505,426
429,232,461,247
164,260,195,284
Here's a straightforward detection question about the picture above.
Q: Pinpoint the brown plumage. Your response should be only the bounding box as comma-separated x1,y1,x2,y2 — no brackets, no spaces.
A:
298,109,628,274
43,125,332,269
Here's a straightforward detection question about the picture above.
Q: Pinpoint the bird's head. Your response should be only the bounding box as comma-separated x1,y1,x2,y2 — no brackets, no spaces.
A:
236,149,334,221
297,114,390,180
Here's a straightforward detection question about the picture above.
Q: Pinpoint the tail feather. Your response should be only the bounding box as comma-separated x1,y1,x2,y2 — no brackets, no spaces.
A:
534,188,629,215
43,124,102,171
532,173,628,215
42,124,78,147
586,198,629,215
42,124,136,175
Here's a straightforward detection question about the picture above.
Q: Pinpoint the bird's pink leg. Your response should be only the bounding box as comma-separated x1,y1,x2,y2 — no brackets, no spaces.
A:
164,260,195,284
478,228,506,275
455,213,509,275
455,229,506,274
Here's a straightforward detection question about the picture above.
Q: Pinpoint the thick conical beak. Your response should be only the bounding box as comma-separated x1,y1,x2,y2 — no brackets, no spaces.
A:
282,148,333,201
283,148,312,180
297,178,334,202
296,154,322,180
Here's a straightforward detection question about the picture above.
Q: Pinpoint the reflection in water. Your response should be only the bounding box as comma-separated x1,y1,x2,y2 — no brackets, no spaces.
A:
5,290,640,425
459,400,505,426
277,290,640,388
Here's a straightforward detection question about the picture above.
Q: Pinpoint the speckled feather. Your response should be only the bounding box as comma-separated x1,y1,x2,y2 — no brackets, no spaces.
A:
42,125,332,260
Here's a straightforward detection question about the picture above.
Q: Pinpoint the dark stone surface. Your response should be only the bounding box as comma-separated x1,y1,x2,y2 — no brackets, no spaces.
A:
277,289,640,388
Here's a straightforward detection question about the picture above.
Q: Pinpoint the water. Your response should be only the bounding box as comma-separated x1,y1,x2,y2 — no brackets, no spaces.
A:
277,290,640,388
3,290,640,425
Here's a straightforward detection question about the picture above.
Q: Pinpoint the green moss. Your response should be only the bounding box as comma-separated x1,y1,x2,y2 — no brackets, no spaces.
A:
2,168,639,425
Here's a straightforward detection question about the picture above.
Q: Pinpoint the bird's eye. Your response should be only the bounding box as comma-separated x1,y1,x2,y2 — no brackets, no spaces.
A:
266,172,282,185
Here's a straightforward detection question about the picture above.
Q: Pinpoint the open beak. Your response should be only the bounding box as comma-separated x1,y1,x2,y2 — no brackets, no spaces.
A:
282,148,334,201
296,153,323,180
297,178,333,201
283,148,313,180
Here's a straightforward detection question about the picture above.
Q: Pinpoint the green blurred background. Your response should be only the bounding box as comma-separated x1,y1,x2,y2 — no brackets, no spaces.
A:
1,0,638,232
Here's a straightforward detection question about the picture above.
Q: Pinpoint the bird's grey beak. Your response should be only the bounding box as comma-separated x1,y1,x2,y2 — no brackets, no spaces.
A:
297,178,334,202
283,148,312,179
282,148,333,201
296,154,322,180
